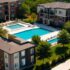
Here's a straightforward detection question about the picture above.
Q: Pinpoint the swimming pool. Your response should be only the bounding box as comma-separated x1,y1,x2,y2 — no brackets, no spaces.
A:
48,38,58,44
7,24,23,29
14,28,52,40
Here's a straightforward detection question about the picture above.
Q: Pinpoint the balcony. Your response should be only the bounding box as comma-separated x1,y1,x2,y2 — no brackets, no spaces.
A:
49,9,55,15
39,9,49,14
44,8,49,13
39,13,44,17
10,4,15,7
39,9,44,13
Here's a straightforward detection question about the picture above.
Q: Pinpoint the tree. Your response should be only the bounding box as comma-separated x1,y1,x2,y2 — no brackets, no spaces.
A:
31,13,37,23
55,45,69,60
19,0,55,17
21,3,31,15
32,35,41,45
58,29,70,46
18,3,31,18
36,41,51,64
64,21,70,33
0,28,8,38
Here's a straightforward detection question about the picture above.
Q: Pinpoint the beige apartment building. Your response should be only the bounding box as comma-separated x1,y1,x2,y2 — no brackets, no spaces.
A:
37,2,70,27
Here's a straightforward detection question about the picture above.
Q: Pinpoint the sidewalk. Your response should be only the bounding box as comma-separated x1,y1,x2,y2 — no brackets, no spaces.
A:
52,59,70,70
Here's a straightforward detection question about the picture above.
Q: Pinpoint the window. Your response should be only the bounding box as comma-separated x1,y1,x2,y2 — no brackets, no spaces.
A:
14,63,19,70
55,10,57,13
21,58,26,66
0,5,2,9
31,56,34,63
11,10,15,13
15,63,18,68
14,53,19,59
11,3,15,7
0,5,2,7
5,63,8,67
0,5,2,10
11,14,15,17
30,48,34,54
5,55,7,58
59,11,62,14
21,50,25,56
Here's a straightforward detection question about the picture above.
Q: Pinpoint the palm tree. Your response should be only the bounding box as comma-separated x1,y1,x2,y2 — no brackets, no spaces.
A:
36,41,51,64
32,35,41,45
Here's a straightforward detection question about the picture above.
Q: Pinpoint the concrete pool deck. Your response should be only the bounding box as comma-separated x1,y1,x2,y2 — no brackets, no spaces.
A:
4,25,39,34
3,22,60,44
52,59,70,70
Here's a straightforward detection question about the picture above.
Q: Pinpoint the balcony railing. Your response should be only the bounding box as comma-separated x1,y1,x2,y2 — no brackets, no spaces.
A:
49,10,55,15
39,9,55,15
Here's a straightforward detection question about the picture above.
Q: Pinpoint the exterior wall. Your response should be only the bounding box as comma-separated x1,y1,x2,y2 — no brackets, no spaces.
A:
0,0,20,21
37,6,44,13
0,50,5,70
9,54,14,70
19,47,35,70
37,5,70,27
0,3,4,20
7,47,35,70
13,52,20,70
4,52,10,70
1,47,35,70
55,9,66,17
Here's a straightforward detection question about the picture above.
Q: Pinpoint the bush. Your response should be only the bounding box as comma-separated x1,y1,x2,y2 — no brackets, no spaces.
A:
23,19,34,23
64,21,70,33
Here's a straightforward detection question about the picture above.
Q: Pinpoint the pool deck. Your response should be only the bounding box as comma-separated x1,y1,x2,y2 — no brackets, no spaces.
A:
27,30,59,42
3,22,60,44
27,23,60,44
3,23,39,34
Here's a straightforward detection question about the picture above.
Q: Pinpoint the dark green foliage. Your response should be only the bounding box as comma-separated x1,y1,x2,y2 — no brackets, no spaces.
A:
18,0,70,19
18,0,56,18
55,46,69,58
36,41,51,59
58,29,70,44
32,35,41,45
64,21,70,33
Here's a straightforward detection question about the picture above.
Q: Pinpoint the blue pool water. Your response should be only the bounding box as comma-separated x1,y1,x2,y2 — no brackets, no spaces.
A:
14,28,52,40
48,38,58,43
7,24,23,29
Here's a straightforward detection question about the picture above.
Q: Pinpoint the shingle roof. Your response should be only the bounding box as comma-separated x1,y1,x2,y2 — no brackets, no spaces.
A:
0,0,18,3
39,2,70,9
0,38,35,54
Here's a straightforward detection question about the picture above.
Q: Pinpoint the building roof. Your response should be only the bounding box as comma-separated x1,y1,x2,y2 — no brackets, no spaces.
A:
0,0,18,3
0,38,35,54
39,2,70,9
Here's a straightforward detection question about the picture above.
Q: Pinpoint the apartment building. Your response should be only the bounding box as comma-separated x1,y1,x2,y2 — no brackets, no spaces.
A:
37,2,70,27
0,0,20,21
0,37,35,70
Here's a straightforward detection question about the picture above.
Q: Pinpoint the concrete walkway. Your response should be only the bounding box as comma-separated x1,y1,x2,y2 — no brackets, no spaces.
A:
52,59,70,70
